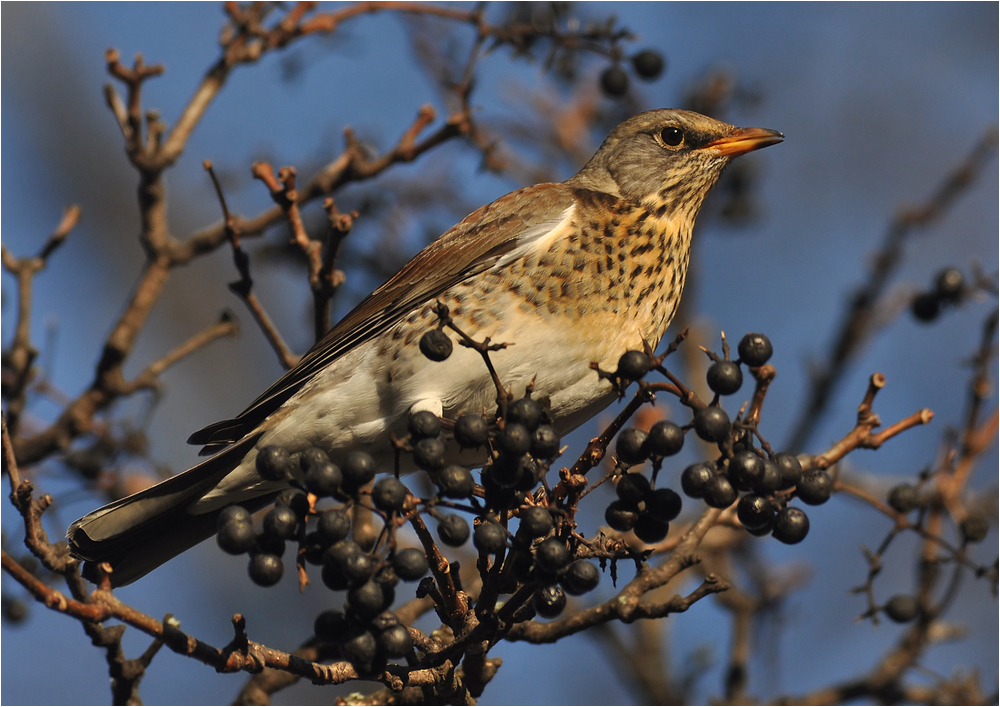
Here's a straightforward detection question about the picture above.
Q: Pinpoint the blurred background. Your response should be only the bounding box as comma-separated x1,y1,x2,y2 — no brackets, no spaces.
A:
2,2,996,704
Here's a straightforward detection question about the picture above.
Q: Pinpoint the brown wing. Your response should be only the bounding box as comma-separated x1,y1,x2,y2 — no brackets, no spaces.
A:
188,182,577,449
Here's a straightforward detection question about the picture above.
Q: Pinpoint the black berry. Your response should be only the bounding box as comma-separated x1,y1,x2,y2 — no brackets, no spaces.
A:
887,484,920,514
342,451,377,488
961,512,989,543
254,533,285,558
321,559,350,591
534,537,571,573
304,460,343,497
454,414,489,448
341,551,375,587
730,450,765,490
326,538,363,567
600,64,629,97
707,360,743,396
617,350,651,381
218,504,251,530
378,623,413,659
263,505,299,541
498,423,532,456
797,470,833,505
774,453,803,489
371,611,399,633
314,609,347,640
372,477,408,512
408,410,442,439
561,560,600,595
756,459,783,495
633,512,669,544
392,548,429,581
703,473,738,509
256,446,294,481
744,521,774,538
694,406,731,443
646,488,682,522
631,49,665,80
616,472,651,505
605,500,639,531
317,508,351,544
772,507,810,544
884,594,919,623
340,627,378,667
533,584,567,618
681,463,715,499
644,420,685,457
275,488,309,519
303,532,328,565
507,397,544,430
531,425,561,459
248,553,283,586
217,506,255,555
487,455,525,489
911,292,940,322
419,329,452,361
616,427,649,465
474,520,507,554
515,460,540,491
347,580,388,621
436,465,475,499
737,494,773,531
437,514,470,547
412,437,446,471
298,447,329,471
737,333,773,367
518,506,554,539
217,522,256,556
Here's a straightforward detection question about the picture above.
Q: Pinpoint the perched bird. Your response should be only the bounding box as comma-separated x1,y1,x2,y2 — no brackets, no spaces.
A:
68,109,782,585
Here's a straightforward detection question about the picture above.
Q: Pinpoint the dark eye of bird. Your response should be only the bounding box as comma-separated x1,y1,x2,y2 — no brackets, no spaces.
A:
660,126,684,147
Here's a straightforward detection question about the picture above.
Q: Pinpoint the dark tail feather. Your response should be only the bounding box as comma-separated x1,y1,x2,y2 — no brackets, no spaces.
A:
187,417,247,455
68,434,269,586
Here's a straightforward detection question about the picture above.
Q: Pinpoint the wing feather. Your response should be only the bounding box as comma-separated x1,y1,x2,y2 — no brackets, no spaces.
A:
188,182,577,449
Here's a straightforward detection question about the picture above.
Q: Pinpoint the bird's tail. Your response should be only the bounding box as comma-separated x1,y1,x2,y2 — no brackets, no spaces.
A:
67,433,273,587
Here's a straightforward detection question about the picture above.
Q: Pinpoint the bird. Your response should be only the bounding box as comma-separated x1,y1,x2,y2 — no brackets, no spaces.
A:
68,108,783,585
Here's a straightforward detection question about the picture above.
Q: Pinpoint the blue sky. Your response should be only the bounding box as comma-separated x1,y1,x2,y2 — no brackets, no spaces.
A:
2,3,997,705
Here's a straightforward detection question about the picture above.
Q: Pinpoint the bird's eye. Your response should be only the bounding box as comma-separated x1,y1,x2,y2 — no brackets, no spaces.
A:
660,126,684,147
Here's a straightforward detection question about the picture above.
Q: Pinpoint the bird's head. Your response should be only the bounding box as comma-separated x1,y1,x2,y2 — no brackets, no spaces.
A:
567,108,783,211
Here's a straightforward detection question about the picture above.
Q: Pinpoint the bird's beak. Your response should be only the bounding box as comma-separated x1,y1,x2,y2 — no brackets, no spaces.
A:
701,127,784,157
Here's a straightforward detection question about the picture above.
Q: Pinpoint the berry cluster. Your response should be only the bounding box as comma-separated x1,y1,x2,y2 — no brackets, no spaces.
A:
604,470,683,544
214,327,837,674
214,442,434,670
604,333,832,545
215,379,608,672
600,48,666,97
313,607,413,672
911,267,967,322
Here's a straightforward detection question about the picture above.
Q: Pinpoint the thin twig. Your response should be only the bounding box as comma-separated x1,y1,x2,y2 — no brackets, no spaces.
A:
788,128,999,451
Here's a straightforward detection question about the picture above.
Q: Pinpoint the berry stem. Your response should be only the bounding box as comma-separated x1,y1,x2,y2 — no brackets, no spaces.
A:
408,514,466,623
745,363,776,426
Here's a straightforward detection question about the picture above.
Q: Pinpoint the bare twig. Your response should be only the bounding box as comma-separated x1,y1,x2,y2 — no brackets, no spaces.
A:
1,206,81,432
802,373,934,472
789,128,998,451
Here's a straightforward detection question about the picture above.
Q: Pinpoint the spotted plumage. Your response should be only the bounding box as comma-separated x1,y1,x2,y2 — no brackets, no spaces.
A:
68,109,782,585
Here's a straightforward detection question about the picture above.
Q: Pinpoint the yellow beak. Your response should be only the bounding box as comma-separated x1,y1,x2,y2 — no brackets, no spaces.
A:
702,127,784,157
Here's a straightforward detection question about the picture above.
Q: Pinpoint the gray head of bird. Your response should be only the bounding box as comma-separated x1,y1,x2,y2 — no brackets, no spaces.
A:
566,108,783,209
